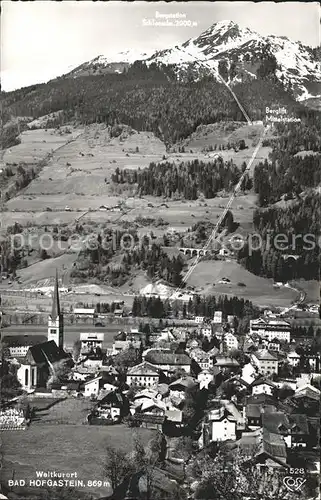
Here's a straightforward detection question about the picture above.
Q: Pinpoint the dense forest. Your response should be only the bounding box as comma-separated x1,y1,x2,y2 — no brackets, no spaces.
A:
255,118,321,206
112,158,244,199
1,62,308,146
253,155,321,206
243,116,321,281
238,194,321,281
71,232,184,287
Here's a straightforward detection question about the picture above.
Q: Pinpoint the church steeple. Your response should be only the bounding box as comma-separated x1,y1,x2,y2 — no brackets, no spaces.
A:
48,270,64,348
51,268,61,319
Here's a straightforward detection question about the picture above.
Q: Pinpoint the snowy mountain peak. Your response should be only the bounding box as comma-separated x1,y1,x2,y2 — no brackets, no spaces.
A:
67,20,321,102
147,20,321,100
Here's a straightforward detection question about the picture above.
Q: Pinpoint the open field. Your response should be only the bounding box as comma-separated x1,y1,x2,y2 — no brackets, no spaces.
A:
1,192,257,230
30,397,93,425
1,423,155,498
179,121,272,172
185,260,299,307
8,125,165,198
2,128,83,166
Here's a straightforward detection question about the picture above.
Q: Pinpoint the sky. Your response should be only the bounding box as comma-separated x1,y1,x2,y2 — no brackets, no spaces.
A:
1,1,320,91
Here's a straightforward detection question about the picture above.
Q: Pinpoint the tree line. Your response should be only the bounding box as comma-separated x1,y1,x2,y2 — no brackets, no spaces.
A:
237,193,320,281
253,156,321,206
132,293,259,320
112,158,242,199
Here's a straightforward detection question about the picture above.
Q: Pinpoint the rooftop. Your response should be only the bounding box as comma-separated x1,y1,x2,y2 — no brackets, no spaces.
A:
169,376,197,390
253,350,278,361
261,428,287,460
127,361,160,377
145,350,191,366
251,377,276,388
26,341,70,366
214,356,240,366
2,334,47,348
80,333,104,341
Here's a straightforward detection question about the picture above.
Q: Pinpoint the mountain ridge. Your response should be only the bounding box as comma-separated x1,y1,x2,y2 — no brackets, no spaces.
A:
66,20,321,101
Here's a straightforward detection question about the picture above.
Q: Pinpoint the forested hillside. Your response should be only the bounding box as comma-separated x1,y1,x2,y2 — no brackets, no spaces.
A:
71,231,184,287
1,63,307,145
238,194,321,281
240,116,321,282
112,158,244,199
254,118,321,205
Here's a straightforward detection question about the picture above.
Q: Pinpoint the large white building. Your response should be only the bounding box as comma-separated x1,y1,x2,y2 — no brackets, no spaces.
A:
126,362,160,388
2,335,47,358
80,333,104,353
206,402,245,443
223,331,239,350
213,311,223,324
250,318,291,343
251,350,279,376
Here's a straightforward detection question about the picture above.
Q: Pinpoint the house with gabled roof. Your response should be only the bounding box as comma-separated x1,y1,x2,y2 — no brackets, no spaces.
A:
143,349,191,375
83,375,117,398
293,383,320,401
287,350,301,367
251,377,276,396
223,331,239,350
213,355,240,372
169,376,198,399
17,340,70,391
93,389,129,423
238,428,288,472
251,350,278,376
262,411,309,449
201,400,245,445
126,361,160,388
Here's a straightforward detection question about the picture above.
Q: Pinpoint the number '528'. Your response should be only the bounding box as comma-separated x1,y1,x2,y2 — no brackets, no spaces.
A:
289,468,305,475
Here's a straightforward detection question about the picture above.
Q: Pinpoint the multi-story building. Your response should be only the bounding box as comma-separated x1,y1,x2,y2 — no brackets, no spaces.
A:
204,401,245,444
250,318,291,343
213,311,223,324
251,378,276,396
201,327,212,338
2,335,47,358
251,350,279,376
126,362,160,388
80,333,104,353
143,350,191,375
287,351,301,367
223,331,239,350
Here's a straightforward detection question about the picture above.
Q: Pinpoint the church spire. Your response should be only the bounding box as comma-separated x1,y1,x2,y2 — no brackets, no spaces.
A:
48,269,64,348
51,269,61,319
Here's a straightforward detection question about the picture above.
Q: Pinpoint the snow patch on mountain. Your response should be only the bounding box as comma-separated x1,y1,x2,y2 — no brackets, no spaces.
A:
67,20,321,101
95,49,155,65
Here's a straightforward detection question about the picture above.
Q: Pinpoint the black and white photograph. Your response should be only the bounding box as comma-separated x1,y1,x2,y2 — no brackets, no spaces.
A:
0,1,320,499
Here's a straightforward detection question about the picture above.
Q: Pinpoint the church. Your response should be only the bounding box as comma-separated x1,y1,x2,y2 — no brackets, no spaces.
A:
17,271,71,391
